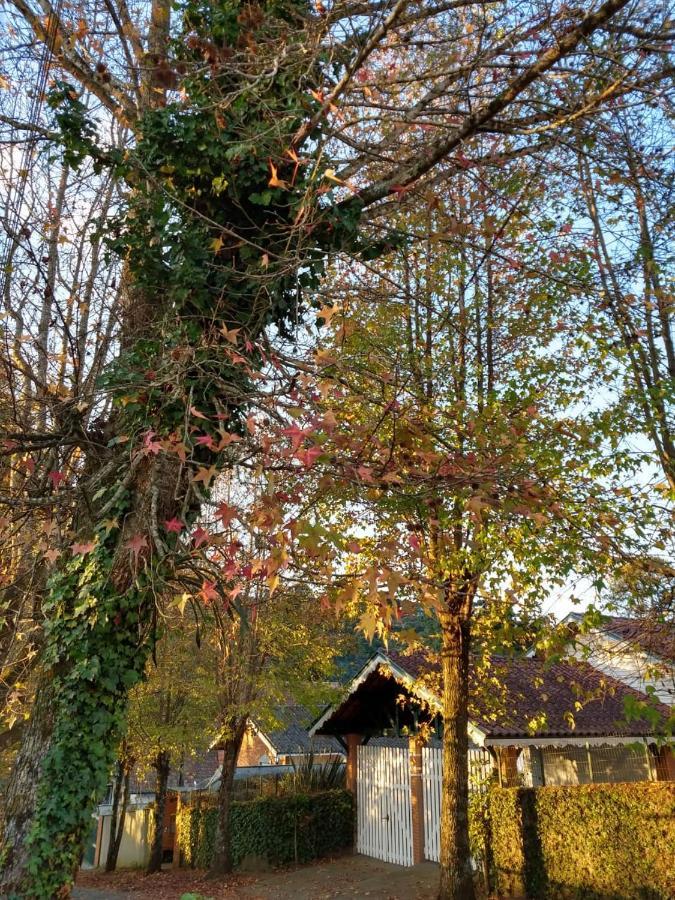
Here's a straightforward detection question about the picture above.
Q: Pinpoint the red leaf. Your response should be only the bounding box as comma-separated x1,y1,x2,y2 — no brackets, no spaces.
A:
142,430,162,455
71,540,96,556
125,533,148,561
216,502,238,528
295,446,322,468
164,517,184,533
193,526,209,548
199,580,219,604
189,406,209,420
48,470,65,488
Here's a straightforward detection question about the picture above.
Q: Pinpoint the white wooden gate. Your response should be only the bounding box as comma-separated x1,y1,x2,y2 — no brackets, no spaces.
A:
422,747,493,862
356,744,414,866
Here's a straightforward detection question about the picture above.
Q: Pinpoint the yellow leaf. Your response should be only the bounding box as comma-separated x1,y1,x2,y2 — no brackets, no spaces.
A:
211,235,224,254
268,161,288,189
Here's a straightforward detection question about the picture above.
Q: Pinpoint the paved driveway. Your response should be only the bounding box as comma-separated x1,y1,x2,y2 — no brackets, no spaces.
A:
73,856,441,899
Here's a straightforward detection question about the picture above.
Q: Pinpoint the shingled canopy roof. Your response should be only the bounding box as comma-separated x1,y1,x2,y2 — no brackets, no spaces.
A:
311,651,672,746
253,703,345,757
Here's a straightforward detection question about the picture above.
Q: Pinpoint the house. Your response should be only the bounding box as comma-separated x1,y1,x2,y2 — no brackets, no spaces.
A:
309,650,674,866
238,703,345,766
564,612,675,706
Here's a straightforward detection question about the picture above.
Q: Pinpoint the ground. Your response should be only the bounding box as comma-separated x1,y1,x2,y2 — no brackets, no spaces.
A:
73,856,441,899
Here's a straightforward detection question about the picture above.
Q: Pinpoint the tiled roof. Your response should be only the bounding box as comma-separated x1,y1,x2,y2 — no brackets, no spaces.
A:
378,650,671,740
601,615,675,663
257,704,344,756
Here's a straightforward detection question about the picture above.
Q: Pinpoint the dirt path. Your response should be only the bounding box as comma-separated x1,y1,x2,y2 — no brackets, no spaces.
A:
74,856,440,899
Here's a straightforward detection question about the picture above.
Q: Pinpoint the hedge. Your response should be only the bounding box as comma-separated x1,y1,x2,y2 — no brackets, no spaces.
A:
176,789,353,869
488,782,675,899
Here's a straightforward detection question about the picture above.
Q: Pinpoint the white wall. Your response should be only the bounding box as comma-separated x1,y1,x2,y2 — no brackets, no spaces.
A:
97,807,152,869
571,631,675,706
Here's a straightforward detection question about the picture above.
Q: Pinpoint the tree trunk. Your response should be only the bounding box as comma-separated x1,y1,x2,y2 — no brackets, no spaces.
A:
0,677,54,894
105,755,132,872
438,609,474,900
147,750,171,874
210,719,247,875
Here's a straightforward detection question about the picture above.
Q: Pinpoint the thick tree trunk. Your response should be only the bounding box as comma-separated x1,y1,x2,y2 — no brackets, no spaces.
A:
0,677,54,894
210,720,247,875
438,610,474,900
147,750,171,874
106,755,132,872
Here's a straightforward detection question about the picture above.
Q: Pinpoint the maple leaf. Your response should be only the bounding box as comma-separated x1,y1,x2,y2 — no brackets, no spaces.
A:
101,518,119,535
268,161,288,189
216,431,241,450
189,406,209,420
48,470,65,489
164,517,184,533
125,533,148,562
216,502,238,528
295,446,322,468
282,423,310,452
199,580,219,604
192,465,218,486
229,583,244,601
193,526,209,548
220,325,240,344
44,547,60,564
71,539,96,556
211,235,224,253
316,304,340,325
246,415,256,436
356,465,374,482
195,433,216,450
142,430,162,455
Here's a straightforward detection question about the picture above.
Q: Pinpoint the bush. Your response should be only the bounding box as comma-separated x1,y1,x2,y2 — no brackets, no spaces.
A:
176,789,353,869
488,781,675,899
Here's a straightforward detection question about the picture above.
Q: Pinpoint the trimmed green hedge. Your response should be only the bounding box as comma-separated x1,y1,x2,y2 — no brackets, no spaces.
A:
176,789,353,869
488,782,675,899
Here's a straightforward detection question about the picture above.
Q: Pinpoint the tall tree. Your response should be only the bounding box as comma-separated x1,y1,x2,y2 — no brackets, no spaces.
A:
0,0,670,895
292,170,651,897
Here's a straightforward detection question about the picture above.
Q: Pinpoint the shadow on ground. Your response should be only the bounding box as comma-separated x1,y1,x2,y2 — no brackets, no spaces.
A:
73,855,441,899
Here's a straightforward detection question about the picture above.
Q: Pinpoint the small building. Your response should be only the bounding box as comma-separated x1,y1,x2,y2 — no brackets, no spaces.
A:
238,704,345,767
564,612,675,706
310,650,674,867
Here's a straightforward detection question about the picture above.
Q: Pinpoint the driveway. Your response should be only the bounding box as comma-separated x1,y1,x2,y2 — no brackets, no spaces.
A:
73,856,441,899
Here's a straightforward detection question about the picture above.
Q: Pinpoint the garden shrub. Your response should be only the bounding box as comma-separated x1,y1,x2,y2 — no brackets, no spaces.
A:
176,789,353,869
488,781,675,899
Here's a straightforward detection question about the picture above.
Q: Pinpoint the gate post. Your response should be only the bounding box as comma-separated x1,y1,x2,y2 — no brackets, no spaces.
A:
345,733,362,795
409,735,425,864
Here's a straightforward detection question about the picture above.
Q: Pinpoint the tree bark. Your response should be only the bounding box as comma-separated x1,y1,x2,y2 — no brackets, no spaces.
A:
105,754,132,873
0,679,54,893
438,609,474,900
147,750,171,874
210,719,247,875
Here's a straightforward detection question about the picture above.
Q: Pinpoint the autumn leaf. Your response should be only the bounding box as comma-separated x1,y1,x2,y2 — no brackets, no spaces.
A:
193,526,209,548
189,406,209,420
199,580,218,604
192,464,218,486
164,517,184,533
220,325,240,344
71,539,96,556
48,470,65,489
268,161,288,189
283,423,310,452
125,533,148,562
211,235,224,253
295,446,322,467
316,304,340,325
44,547,60,564
216,502,238,527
